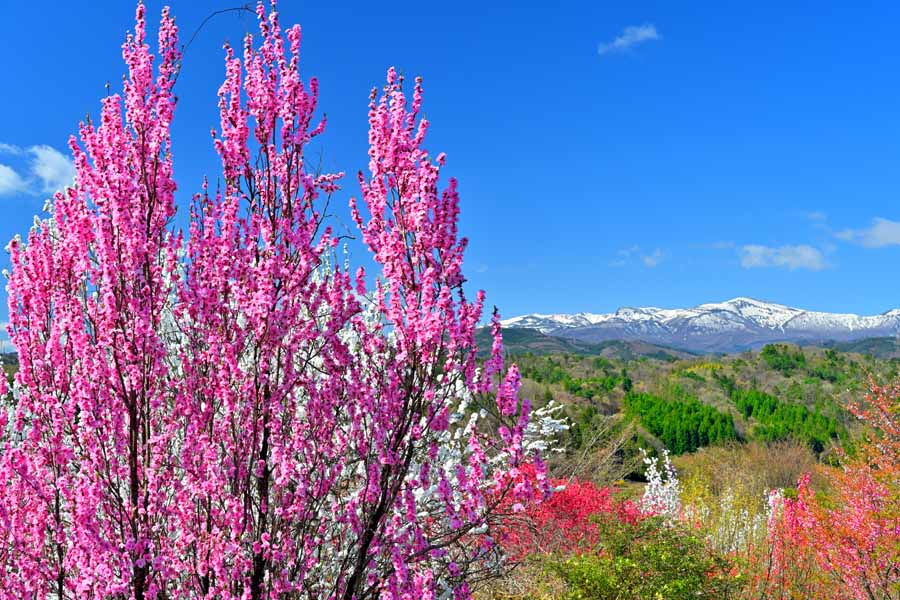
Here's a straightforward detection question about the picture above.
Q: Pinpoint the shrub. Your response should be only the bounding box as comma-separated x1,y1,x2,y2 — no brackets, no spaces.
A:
496,465,641,561
549,516,741,600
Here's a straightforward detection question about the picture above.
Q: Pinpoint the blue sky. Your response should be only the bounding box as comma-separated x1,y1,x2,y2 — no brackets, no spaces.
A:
2,1,900,323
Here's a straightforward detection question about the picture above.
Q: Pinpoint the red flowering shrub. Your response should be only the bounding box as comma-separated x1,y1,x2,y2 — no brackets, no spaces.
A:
496,464,641,561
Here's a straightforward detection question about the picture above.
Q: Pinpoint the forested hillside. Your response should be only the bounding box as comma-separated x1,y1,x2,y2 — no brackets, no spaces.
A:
474,327,695,360
483,338,900,598
515,339,892,473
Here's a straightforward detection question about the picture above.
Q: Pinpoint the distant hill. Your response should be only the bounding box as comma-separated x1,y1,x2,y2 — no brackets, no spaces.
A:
512,340,897,461
816,337,900,359
475,327,695,361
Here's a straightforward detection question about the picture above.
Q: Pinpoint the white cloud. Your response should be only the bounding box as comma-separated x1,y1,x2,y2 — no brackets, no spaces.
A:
836,218,900,248
0,143,23,155
598,24,660,55
739,244,827,271
0,142,75,197
0,164,28,196
610,246,636,267
807,211,831,232
642,248,664,267
28,145,76,194
611,245,665,267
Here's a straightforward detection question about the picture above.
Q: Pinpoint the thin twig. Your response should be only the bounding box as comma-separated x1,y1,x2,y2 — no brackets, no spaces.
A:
174,5,255,84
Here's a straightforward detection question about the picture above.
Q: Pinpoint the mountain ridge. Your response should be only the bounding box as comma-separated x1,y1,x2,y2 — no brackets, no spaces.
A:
501,298,900,353
475,327,697,361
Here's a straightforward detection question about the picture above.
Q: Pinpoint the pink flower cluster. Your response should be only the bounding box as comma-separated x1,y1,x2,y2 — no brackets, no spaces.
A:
0,3,540,599
751,381,900,599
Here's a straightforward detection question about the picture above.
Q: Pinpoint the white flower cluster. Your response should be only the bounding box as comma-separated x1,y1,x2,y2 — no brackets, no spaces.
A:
765,487,785,528
641,449,681,521
524,401,569,454
685,489,770,553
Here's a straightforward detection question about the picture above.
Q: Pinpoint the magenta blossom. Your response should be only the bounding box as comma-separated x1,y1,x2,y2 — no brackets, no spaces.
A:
0,2,542,599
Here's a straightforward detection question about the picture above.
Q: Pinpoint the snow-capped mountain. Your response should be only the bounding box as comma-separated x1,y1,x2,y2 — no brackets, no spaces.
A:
500,298,900,353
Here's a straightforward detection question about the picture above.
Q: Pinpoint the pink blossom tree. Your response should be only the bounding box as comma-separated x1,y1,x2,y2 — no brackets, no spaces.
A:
747,380,900,600
799,382,900,600
0,3,544,599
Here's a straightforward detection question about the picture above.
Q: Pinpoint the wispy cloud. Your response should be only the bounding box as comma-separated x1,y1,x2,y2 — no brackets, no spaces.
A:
610,245,638,266
0,142,75,197
611,245,664,268
836,218,900,248
29,145,76,194
805,210,832,232
0,164,29,196
0,142,28,195
642,248,664,267
598,24,660,55
0,143,24,156
739,244,827,271
710,241,735,250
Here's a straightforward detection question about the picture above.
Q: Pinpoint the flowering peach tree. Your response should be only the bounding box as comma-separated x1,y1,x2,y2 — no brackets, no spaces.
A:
0,3,547,599
746,380,900,600
799,381,900,599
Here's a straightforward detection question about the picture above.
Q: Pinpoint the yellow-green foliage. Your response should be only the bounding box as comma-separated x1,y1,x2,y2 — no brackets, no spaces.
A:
479,518,742,600
686,362,722,374
680,466,770,556
676,441,820,558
